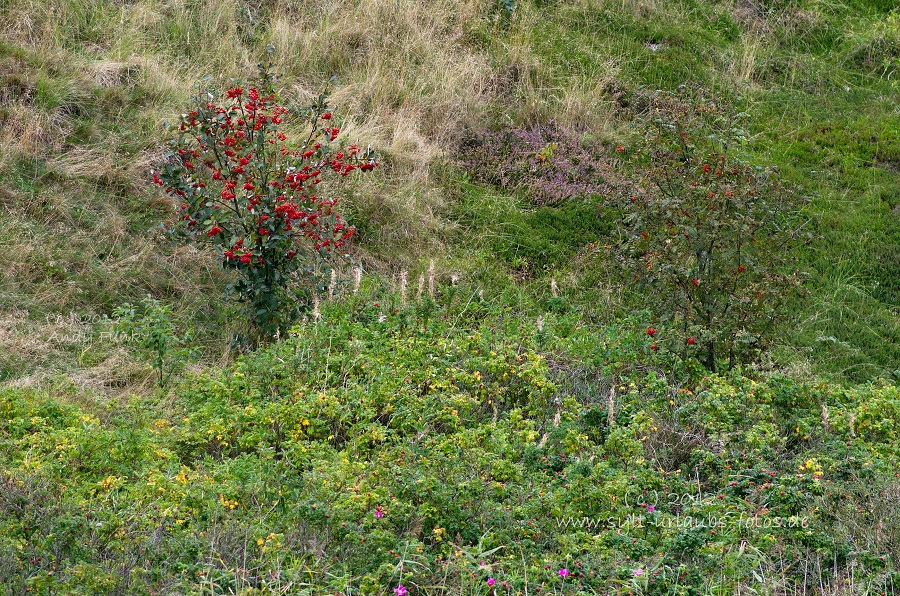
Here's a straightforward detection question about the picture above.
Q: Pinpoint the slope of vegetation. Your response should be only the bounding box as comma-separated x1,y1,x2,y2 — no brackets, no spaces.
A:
1,0,899,593
1,0,897,383
3,290,900,593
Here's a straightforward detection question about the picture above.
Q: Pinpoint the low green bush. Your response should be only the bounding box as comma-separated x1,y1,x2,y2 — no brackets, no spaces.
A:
2,290,899,594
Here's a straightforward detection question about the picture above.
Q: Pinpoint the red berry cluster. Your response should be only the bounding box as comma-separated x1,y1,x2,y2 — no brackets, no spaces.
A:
647,327,658,351
156,84,378,269
646,326,697,352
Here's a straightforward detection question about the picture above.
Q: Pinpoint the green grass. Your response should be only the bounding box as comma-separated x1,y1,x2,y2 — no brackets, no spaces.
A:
1,0,900,592
451,179,616,275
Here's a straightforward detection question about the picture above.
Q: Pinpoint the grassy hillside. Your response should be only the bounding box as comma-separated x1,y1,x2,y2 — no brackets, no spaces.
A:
1,0,899,593
1,0,897,383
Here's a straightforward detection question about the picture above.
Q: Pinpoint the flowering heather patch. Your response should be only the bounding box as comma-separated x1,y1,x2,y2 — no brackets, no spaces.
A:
456,122,625,205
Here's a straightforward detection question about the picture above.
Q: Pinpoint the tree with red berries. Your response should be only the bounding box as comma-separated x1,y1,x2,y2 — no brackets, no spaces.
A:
617,93,810,371
155,54,378,342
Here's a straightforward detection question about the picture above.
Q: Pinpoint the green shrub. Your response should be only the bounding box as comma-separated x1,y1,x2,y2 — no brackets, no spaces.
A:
618,92,811,371
113,295,196,387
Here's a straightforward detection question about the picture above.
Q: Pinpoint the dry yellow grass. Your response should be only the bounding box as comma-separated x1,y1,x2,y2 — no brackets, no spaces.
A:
2,0,484,262
0,0,619,245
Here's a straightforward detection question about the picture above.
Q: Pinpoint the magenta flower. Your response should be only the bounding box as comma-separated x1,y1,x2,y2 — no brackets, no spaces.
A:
374,506,384,519
646,504,655,513
633,568,644,577
487,577,496,586
558,568,569,578
394,585,407,596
